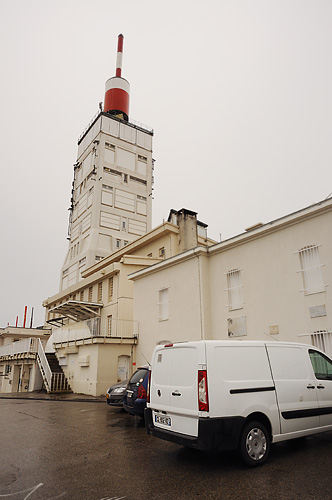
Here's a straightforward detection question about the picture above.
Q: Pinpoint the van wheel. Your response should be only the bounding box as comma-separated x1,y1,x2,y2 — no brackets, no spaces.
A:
239,421,270,467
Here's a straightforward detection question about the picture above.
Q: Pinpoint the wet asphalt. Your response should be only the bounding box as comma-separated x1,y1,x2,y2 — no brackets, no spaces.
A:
1,393,332,500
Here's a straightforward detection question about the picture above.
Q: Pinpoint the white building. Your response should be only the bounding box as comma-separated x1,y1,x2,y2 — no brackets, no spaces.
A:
130,198,332,365
61,34,154,289
44,209,214,396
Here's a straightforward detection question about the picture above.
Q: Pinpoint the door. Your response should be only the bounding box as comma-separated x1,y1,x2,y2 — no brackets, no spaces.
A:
309,349,332,427
150,343,205,437
117,355,130,382
267,345,319,434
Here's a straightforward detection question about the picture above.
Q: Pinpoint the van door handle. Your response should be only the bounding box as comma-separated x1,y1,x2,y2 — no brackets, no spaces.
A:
317,385,325,389
307,384,315,389
172,391,181,396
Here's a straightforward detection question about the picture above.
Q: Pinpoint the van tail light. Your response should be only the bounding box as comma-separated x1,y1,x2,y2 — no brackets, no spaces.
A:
198,370,209,412
147,369,151,403
138,384,147,399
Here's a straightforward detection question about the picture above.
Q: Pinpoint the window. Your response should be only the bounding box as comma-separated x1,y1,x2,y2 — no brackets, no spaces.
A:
124,174,128,183
88,286,93,302
98,282,103,302
159,288,169,321
116,239,121,249
159,247,165,258
108,277,114,302
226,269,243,310
107,315,113,336
309,350,332,380
299,245,325,294
80,290,84,301
130,175,147,185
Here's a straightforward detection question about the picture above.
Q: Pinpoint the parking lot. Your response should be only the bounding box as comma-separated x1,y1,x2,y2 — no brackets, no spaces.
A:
1,396,332,500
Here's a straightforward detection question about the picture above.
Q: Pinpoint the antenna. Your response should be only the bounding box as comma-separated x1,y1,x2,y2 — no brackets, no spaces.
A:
104,34,130,121
116,34,124,77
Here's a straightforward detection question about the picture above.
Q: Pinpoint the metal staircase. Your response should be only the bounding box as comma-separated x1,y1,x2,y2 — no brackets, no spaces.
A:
36,340,71,393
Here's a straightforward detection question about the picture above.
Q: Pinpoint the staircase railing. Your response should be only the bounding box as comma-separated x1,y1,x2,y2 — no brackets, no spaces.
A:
37,339,52,392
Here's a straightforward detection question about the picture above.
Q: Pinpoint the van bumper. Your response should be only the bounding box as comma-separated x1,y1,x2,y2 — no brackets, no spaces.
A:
145,408,245,451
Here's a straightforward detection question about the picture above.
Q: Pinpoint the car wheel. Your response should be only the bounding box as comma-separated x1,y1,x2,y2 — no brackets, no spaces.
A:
239,421,270,467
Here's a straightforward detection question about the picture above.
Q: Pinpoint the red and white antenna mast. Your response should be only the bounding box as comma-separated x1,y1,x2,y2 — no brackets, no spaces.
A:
104,34,130,121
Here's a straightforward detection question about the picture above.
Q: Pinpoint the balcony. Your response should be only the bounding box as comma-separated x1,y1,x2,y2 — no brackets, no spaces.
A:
50,318,139,348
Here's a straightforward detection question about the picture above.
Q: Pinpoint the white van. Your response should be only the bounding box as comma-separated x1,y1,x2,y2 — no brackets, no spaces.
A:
145,340,332,466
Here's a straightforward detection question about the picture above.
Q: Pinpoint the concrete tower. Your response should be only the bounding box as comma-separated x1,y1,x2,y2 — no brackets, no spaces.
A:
61,35,154,290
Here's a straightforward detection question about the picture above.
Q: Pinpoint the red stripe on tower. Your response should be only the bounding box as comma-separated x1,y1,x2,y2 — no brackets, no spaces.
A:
104,34,130,121
116,34,124,77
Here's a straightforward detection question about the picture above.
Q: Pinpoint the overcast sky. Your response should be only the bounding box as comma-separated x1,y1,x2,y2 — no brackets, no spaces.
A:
1,0,332,328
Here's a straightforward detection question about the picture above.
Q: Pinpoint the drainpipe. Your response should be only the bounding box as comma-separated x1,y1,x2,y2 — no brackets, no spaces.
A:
194,249,205,340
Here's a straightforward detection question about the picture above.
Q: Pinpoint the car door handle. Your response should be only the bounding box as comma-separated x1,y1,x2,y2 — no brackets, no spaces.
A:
317,385,325,389
172,391,181,396
307,384,315,389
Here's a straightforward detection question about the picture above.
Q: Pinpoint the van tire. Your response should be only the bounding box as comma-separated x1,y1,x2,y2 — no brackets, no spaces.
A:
239,421,270,467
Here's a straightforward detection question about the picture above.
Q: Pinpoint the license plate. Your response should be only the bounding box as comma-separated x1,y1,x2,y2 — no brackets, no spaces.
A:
155,414,171,426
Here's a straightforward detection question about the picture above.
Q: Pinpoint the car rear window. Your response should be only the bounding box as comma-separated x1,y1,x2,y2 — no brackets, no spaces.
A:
130,368,148,384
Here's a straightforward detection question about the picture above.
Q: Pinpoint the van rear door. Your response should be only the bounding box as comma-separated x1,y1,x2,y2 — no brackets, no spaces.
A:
149,342,206,437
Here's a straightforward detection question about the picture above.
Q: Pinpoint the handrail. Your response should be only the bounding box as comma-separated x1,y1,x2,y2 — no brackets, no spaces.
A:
37,339,52,390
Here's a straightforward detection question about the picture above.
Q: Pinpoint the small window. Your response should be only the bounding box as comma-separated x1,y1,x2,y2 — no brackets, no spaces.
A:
130,175,147,185
107,315,113,336
309,350,332,380
116,239,121,249
124,174,128,183
124,240,128,246
159,247,165,258
88,286,93,302
108,277,114,302
226,269,243,310
299,245,325,294
159,288,169,321
98,282,103,302
80,290,84,301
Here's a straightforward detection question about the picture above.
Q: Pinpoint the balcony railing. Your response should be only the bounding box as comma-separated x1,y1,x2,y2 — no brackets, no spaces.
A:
51,318,138,345
0,338,39,357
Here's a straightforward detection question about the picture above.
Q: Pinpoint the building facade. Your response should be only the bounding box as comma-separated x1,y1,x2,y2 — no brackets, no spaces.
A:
44,209,214,395
131,198,332,366
0,327,51,393
61,35,154,289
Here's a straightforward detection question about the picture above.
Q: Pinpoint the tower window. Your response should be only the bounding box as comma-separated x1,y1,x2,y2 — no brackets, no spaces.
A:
130,175,147,185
